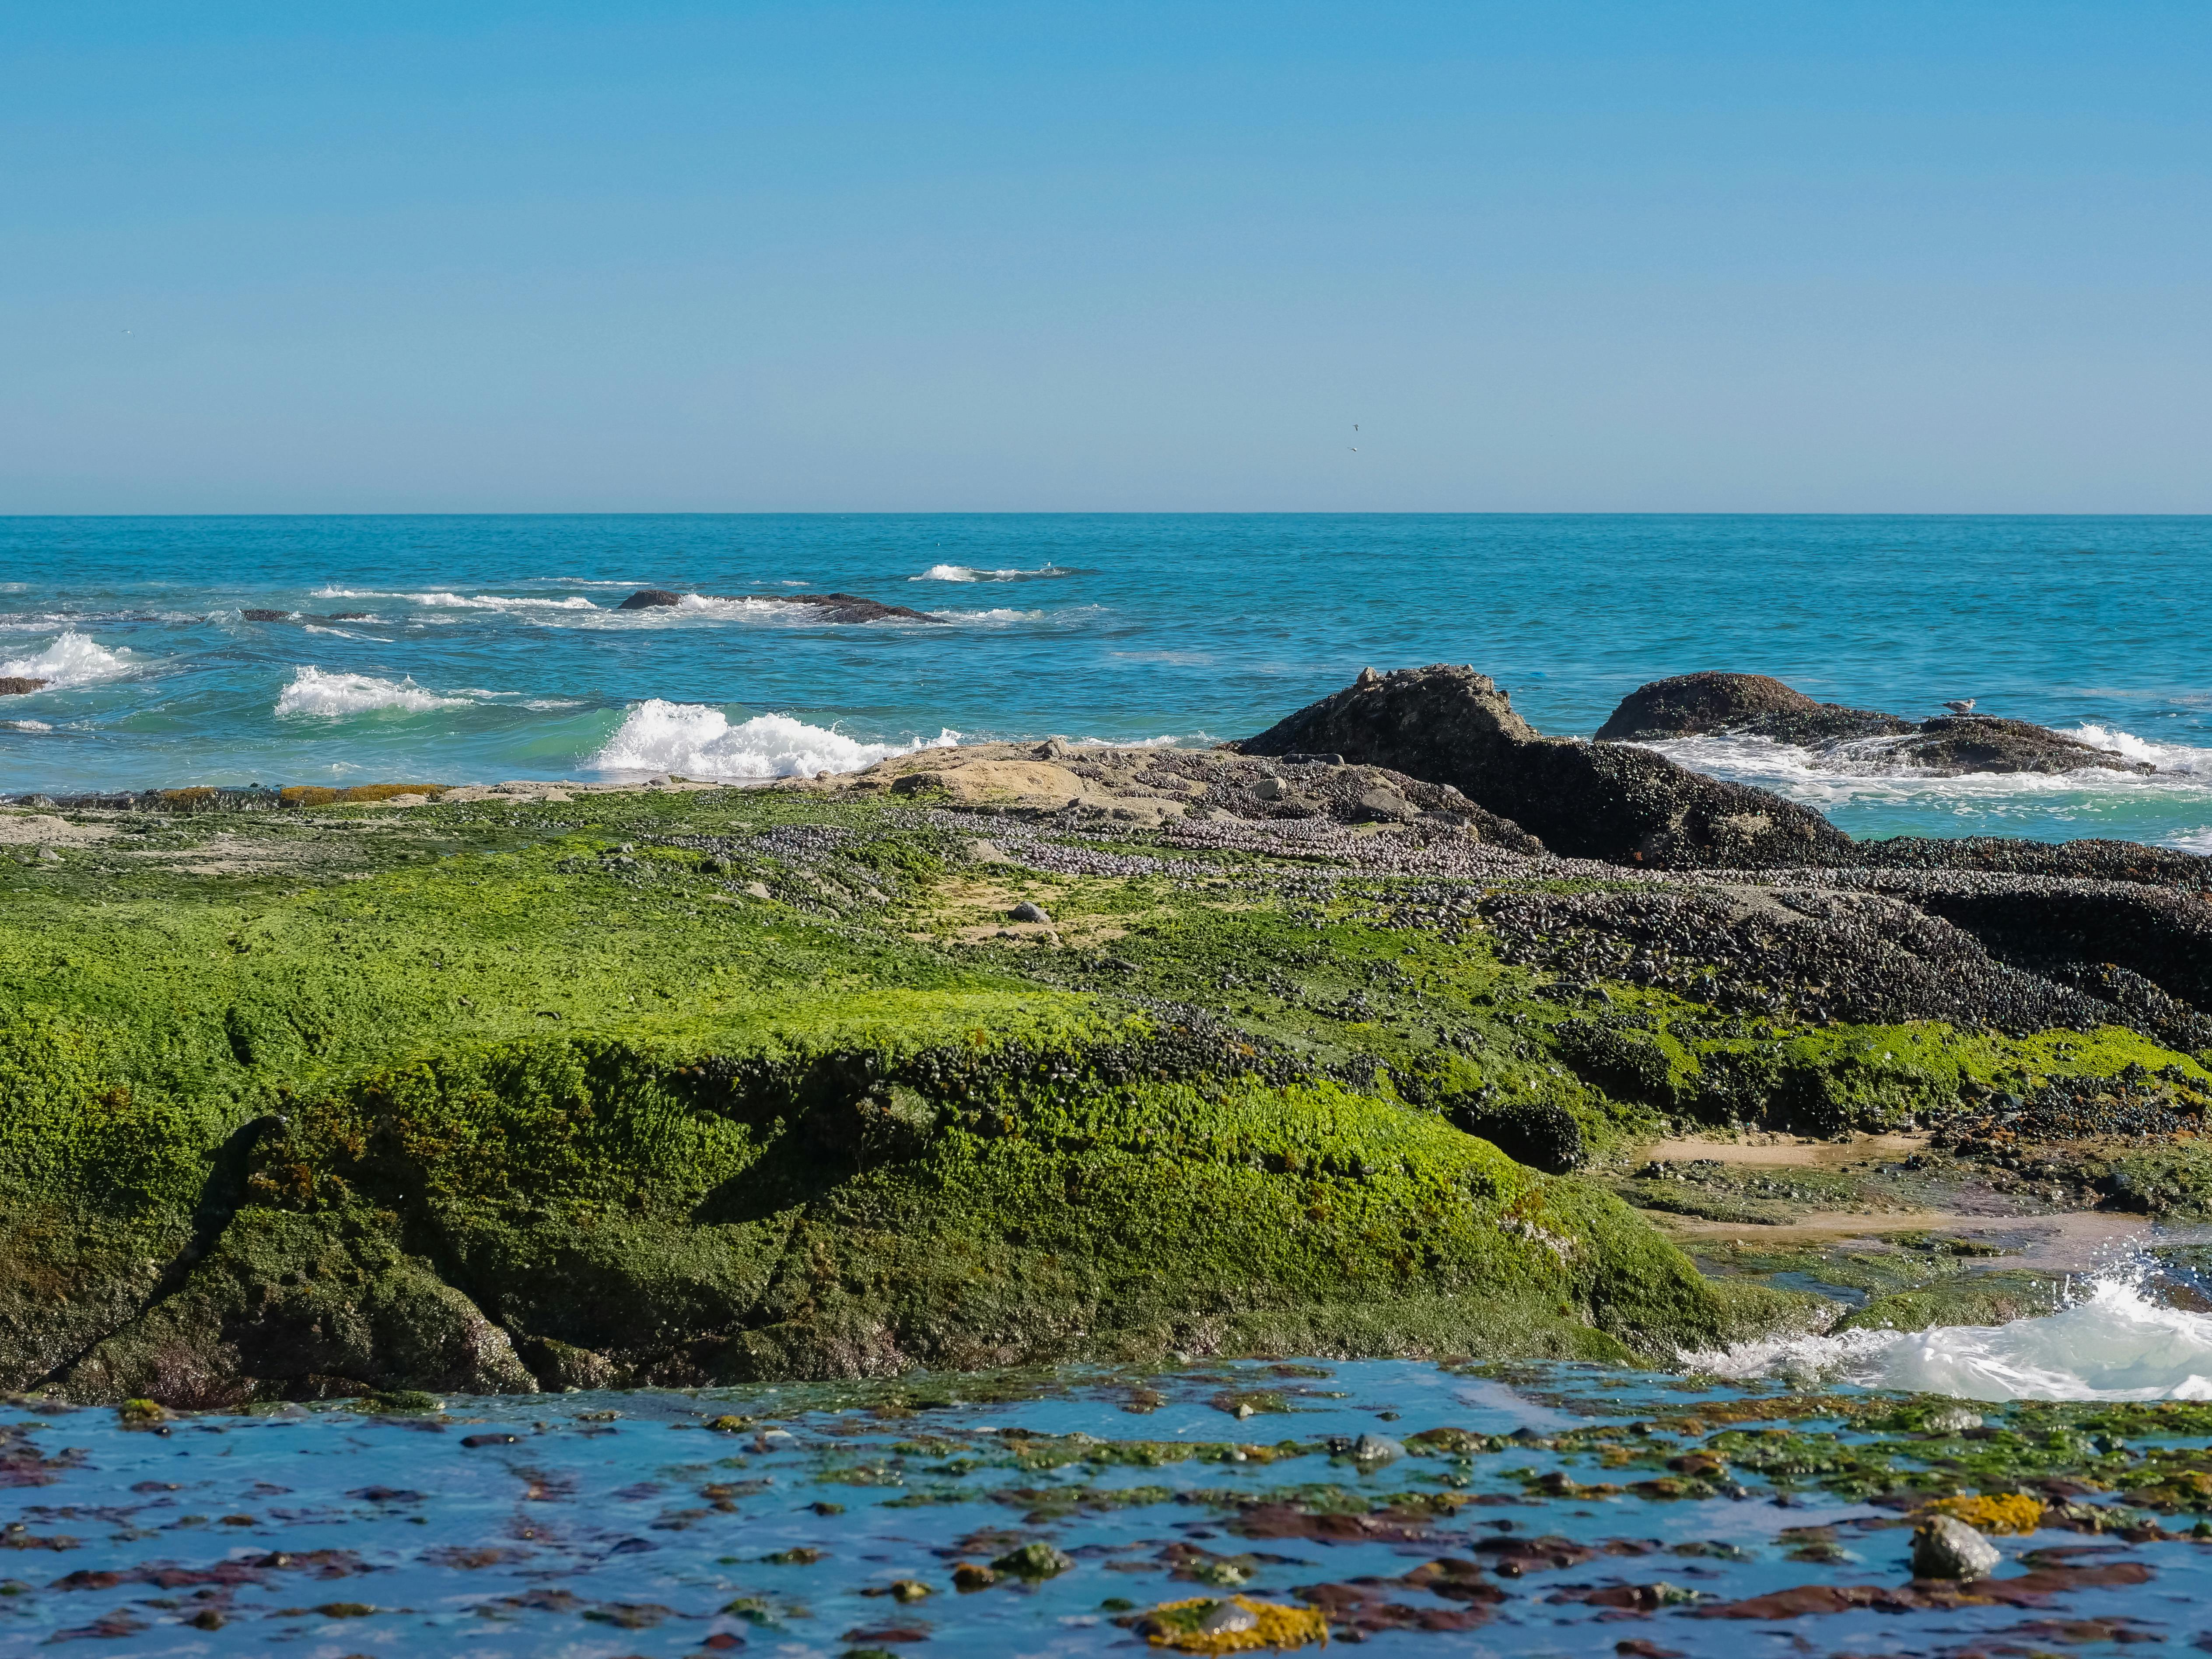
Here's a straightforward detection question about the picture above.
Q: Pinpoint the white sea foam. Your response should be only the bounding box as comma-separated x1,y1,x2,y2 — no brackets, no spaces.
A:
1645,727,2212,808
312,587,598,612
274,667,467,718
592,700,959,779
1683,1272,2212,1402
2068,723,2212,776
911,563,1075,583
0,632,137,689
672,595,806,619
1,720,52,732
927,605,1107,626
1068,733,1202,749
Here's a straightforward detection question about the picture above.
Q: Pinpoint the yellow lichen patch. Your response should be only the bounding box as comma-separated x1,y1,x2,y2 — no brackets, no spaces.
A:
1143,1596,1329,1653
1922,1493,2044,1535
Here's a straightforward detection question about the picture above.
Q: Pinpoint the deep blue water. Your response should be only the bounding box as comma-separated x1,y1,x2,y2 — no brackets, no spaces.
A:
4,514,2209,845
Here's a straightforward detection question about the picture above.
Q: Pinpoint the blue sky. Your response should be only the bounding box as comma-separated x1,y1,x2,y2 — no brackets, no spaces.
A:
4,1,2207,511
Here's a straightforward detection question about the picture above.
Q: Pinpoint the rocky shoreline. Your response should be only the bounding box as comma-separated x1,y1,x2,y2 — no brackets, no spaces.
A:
2,663,2208,1406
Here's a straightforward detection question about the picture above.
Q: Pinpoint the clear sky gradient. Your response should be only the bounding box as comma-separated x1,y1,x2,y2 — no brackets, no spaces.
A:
5,2,2207,512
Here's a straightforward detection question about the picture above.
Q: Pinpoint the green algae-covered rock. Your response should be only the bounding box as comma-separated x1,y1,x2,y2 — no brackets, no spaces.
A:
14,774,2189,1402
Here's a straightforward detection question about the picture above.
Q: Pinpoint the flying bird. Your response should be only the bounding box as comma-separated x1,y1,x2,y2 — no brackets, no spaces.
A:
1942,699,1977,715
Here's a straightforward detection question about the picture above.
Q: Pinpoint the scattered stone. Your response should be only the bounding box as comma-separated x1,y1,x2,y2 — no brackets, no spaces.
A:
1199,1600,1258,1634
1009,901,1050,923
990,1541,1073,1578
1911,1514,2001,1580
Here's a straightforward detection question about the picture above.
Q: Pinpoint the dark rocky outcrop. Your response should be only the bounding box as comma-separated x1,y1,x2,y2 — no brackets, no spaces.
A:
1883,716,2151,776
1597,671,2149,777
616,588,947,624
240,609,292,623
1853,836,2212,887
1596,671,1908,746
0,677,49,696
1235,664,1851,869
776,592,948,624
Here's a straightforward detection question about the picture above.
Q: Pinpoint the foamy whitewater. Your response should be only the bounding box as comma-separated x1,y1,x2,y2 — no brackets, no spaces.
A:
275,666,467,717
1685,1270,2212,1402
593,700,959,779
0,630,138,690
3,514,2209,847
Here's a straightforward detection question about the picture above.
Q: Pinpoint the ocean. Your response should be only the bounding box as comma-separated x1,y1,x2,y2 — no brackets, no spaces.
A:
4,513,2211,845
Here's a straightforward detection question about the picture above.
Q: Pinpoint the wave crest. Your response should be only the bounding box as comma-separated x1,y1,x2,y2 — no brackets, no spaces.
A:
275,667,467,718
0,631,138,690
591,700,957,779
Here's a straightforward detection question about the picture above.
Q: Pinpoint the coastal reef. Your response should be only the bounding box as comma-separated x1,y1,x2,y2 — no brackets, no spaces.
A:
3,665,2210,1404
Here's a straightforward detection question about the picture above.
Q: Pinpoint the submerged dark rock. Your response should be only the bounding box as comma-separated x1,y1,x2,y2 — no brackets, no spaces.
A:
615,588,947,624
1598,670,2149,777
240,609,292,623
1235,663,1851,869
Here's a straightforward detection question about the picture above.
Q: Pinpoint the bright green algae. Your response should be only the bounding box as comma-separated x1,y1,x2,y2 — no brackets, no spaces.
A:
1,786,2202,1403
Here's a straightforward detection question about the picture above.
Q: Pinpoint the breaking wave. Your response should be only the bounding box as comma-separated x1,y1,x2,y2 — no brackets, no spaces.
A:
1683,1271,2212,1401
911,563,1077,583
591,700,958,779
0,632,138,690
274,668,468,718
2069,723,2212,776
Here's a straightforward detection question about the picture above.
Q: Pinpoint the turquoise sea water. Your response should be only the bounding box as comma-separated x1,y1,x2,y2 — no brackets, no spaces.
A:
4,514,2210,846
